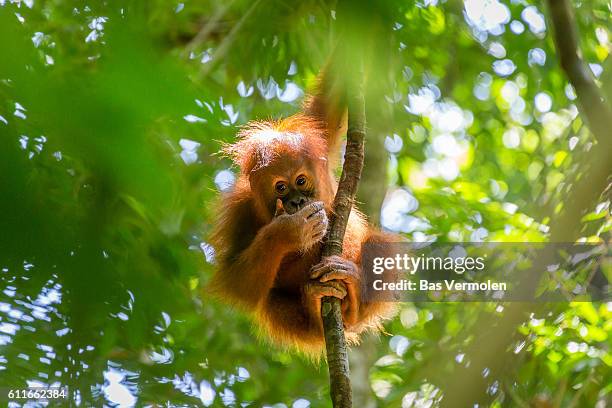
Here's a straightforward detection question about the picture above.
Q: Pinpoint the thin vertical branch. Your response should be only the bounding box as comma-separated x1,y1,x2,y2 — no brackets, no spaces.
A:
320,59,366,408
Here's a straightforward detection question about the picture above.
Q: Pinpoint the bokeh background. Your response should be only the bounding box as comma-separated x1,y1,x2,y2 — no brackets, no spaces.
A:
0,0,610,406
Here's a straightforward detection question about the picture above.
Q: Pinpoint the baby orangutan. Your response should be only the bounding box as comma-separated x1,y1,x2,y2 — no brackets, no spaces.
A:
210,72,396,354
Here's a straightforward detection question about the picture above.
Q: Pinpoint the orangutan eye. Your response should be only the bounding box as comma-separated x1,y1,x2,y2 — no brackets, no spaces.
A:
275,181,288,195
296,175,307,186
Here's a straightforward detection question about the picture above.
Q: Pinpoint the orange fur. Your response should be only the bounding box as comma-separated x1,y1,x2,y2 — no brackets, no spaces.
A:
209,70,397,355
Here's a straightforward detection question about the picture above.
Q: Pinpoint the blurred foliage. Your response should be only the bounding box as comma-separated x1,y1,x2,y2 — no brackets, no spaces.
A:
0,0,610,407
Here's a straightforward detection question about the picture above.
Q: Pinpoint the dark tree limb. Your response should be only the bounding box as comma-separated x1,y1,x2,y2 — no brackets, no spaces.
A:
320,60,366,408
547,0,612,147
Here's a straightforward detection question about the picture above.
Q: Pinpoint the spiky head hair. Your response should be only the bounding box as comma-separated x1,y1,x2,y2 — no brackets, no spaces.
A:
224,114,329,175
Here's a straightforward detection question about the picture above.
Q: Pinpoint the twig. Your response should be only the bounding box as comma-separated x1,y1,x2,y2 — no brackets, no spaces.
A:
183,0,235,57
198,0,261,79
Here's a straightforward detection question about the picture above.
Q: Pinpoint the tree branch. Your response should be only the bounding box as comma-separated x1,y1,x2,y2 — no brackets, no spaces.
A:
547,0,612,147
320,59,366,408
